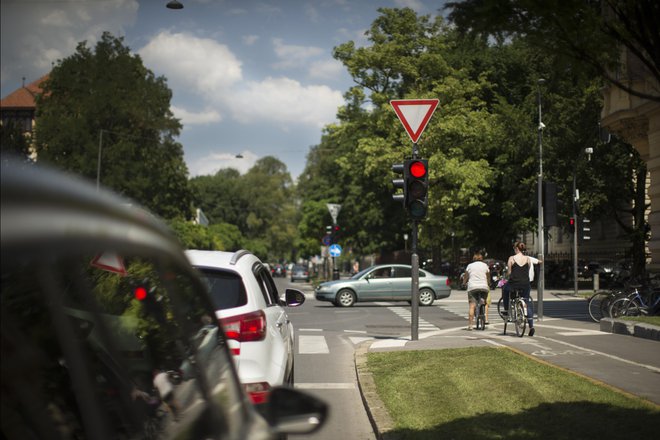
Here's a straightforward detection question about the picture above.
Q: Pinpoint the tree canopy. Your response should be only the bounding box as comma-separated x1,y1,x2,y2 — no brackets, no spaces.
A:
34,32,192,219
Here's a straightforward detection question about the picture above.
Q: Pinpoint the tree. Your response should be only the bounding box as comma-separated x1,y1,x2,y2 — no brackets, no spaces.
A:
34,32,192,219
445,0,660,102
0,121,32,160
190,157,298,262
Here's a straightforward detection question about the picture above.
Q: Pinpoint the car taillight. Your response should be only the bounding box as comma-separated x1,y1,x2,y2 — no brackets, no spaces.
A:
244,382,271,404
220,310,266,342
446,278,451,286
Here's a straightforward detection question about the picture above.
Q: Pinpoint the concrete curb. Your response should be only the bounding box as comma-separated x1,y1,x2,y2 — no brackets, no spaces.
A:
600,318,660,341
354,342,399,440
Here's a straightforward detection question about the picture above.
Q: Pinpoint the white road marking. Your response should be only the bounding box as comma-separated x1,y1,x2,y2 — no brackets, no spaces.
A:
295,383,356,390
298,335,329,354
535,335,660,373
299,328,324,332
349,336,374,345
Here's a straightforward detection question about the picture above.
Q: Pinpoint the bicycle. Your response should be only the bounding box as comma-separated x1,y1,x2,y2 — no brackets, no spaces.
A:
609,287,660,318
474,292,487,330
500,287,527,337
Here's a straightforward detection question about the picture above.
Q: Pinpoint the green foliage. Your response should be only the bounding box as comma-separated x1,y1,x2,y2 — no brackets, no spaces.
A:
167,219,216,250
0,121,33,160
190,156,298,262
33,32,193,220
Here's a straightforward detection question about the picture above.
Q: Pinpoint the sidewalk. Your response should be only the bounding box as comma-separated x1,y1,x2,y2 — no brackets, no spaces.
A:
354,290,660,439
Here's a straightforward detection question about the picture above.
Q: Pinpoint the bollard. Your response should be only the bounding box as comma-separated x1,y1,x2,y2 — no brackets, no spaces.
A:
593,273,599,291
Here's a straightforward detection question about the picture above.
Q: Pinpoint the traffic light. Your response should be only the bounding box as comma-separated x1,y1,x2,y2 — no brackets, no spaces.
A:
392,162,407,205
581,218,591,240
569,217,576,233
133,280,165,323
332,225,341,244
405,159,429,219
543,181,557,227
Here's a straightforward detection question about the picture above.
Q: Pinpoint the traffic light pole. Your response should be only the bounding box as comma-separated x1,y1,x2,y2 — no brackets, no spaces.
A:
411,220,419,341
410,143,420,341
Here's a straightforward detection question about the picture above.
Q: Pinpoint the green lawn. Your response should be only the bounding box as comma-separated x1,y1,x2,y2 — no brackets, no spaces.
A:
368,347,659,439
621,315,660,326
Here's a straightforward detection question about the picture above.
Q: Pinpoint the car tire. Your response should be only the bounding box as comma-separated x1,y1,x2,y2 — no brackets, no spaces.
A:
336,289,356,307
418,288,435,306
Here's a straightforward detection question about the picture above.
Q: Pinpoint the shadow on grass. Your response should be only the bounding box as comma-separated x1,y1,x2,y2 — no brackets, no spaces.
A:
383,401,659,440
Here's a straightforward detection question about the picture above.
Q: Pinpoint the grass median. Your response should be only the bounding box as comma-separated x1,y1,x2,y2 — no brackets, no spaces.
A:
368,347,659,439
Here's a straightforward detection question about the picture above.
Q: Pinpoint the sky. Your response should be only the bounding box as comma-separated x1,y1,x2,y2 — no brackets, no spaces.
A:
1,0,444,181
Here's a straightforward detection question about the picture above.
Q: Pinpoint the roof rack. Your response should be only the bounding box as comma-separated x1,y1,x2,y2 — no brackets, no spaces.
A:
230,249,252,265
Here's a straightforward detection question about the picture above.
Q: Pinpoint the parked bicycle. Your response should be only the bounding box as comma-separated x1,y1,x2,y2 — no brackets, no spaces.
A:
609,287,660,318
498,287,527,337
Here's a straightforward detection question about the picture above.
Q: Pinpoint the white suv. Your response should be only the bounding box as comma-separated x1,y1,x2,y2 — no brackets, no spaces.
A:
185,249,304,405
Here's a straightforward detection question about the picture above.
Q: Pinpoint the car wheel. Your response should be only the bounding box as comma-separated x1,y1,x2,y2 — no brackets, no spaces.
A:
419,288,435,306
336,289,356,307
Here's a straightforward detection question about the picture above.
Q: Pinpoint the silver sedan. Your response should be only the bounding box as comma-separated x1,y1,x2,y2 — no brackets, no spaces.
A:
315,264,451,307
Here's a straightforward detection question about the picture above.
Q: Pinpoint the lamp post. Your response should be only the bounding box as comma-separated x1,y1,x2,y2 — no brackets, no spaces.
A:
537,78,546,320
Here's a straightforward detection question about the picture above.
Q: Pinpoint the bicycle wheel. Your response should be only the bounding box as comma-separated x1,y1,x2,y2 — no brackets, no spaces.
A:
476,304,486,330
588,292,612,322
514,300,527,337
497,297,506,320
610,297,642,317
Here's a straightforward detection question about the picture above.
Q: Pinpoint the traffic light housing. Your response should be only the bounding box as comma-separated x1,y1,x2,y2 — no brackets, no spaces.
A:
405,159,429,219
392,162,407,205
133,279,165,323
569,217,576,233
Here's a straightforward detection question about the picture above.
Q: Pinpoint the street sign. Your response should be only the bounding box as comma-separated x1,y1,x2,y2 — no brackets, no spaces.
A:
322,235,332,246
329,244,342,257
327,203,341,224
91,252,127,276
390,99,439,143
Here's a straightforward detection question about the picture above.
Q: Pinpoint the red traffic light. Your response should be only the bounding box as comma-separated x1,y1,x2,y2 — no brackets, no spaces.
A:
134,286,148,301
409,160,427,178
569,217,575,226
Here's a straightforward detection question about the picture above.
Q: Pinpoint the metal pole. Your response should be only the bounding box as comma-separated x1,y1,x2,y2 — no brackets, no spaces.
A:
573,174,579,296
96,129,103,192
411,220,419,341
537,79,545,320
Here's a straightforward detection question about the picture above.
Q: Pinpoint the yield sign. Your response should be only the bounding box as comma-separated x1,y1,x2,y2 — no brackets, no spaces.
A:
390,99,439,143
91,252,127,276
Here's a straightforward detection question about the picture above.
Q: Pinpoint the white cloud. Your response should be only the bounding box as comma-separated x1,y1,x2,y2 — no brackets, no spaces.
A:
1,0,138,92
171,105,222,125
139,31,242,95
394,0,425,12
308,58,344,80
272,38,324,70
242,34,259,45
230,77,343,127
189,150,258,176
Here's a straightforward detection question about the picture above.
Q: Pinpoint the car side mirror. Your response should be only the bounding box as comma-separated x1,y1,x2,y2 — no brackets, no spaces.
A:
284,288,305,307
264,387,327,435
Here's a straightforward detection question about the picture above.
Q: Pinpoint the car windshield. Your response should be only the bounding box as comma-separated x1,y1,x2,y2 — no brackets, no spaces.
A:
197,268,248,310
351,267,373,279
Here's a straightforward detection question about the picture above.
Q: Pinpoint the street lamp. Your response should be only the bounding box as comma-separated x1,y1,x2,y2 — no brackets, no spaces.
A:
537,78,546,319
166,1,184,9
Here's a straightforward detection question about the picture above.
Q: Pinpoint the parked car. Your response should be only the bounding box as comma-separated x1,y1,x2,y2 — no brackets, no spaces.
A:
0,158,326,439
315,264,451,307
290,264,311,282
185,250,304,406
271,263,286,277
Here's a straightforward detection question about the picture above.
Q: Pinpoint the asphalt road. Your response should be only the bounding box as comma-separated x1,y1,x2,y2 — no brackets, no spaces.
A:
274,277,660,439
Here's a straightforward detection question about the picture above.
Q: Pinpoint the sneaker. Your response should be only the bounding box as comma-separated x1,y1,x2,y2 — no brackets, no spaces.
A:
529,328,535,337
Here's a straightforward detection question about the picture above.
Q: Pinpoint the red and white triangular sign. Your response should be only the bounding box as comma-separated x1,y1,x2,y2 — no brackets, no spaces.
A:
91,252,128,276
390,99,439,143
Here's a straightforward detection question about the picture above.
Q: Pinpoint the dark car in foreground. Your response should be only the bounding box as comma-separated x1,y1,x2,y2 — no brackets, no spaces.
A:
0,158,326,439
315,264,451,307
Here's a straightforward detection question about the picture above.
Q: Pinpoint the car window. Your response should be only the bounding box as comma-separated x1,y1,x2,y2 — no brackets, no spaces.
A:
254,263,280,305
371,267,392,278
197,268,248,310
1,252,245,439
393,267,412,278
